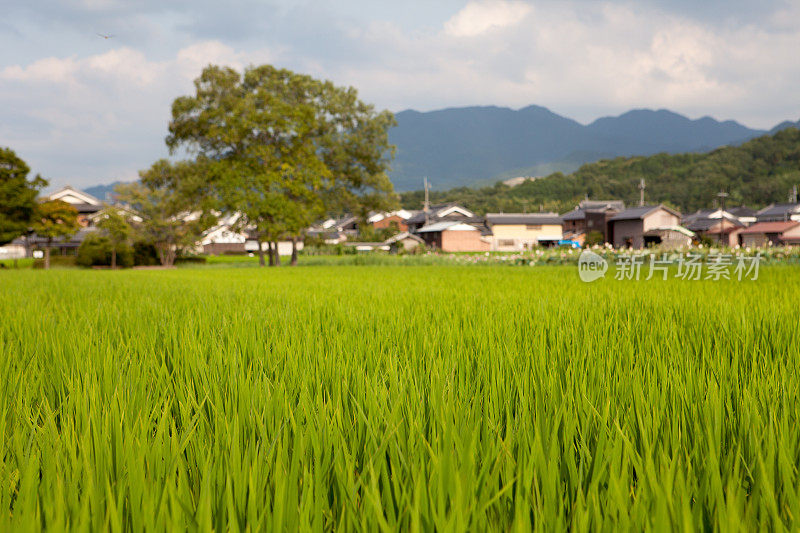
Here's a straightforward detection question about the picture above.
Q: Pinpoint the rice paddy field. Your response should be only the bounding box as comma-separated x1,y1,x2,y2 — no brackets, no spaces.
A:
2,264,800,531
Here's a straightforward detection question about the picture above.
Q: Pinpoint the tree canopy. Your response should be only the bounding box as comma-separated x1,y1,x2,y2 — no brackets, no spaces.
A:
0,147,47,245
32,199,80,269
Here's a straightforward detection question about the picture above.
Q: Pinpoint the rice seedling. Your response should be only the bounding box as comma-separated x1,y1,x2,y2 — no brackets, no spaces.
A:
1,265,799,531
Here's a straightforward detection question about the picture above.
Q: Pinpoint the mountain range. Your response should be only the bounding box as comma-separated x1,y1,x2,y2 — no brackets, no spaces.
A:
388,106,800,191
84,106,800,197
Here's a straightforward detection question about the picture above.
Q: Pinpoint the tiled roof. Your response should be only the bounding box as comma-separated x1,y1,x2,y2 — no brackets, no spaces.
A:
485,213,562,225
738,221,800,234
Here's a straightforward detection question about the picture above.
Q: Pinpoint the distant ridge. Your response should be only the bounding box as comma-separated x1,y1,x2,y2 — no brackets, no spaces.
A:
387,106,793,191
84,181,129,202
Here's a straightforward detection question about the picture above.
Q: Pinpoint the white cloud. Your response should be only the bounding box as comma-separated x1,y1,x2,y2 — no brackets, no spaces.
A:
0,41,277,186
444,0,531,37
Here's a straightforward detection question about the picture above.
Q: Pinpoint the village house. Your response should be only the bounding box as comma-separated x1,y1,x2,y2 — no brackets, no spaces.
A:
736,221,800,247
416,221,491,252
200,214,304,256
484,213,563,250
47,185,104,227
381,231,424,253
682,209,748,246
609,205,689,249
561,200,624,244
19,186,105,257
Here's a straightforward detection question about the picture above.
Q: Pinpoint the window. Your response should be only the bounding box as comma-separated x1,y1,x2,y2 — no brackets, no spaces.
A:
499,239,515,246
526,224,542,230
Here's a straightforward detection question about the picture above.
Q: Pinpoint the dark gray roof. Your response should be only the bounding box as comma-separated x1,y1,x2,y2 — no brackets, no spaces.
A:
579,200,625,211
70,203,103,214
561,208,585,221
755,203,800,221
562,200,623,221
609,205,681,221
684,217,725,232
728,206,756,217
485,213,562,225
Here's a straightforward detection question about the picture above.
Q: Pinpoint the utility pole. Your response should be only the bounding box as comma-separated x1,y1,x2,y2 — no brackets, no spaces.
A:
717,191,728,247
791,184,798,204
423,177,430,224
638,178,646,207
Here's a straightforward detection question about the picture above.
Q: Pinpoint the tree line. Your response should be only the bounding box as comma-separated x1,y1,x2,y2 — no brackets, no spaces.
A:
400,128,800,215
0,64,399,268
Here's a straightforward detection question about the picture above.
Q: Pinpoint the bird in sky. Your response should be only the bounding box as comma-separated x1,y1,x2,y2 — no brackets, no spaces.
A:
96,33,114,39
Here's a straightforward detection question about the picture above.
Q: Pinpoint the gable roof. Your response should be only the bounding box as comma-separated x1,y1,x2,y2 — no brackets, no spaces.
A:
561,208,585,221
416,221,480,233
738,221,800,234
405,203,476,225
755,203,800,220
728,206,757,218
382,232,424,245
579,200,625,211
562,200,624,221
609,205,681,221
47,185,102,206
684,216,744,232
485,213,562,225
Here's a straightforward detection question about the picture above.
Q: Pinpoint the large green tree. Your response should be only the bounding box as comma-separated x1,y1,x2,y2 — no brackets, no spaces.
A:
166,64,398,266
115,160,216,267
0,147,47,247
31,200,80,269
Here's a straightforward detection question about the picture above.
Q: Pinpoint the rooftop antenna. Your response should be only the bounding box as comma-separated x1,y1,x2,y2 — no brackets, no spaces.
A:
638,178,646,207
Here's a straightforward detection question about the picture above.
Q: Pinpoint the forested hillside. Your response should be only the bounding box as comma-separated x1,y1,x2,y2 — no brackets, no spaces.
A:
400,128,800,214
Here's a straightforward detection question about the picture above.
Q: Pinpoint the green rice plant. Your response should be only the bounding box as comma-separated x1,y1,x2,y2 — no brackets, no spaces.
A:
1,265,799,531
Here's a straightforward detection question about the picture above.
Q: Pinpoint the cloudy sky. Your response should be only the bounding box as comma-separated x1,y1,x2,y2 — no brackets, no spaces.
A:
2,0,800,189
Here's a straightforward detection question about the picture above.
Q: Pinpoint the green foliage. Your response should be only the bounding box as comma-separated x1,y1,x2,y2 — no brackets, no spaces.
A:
133,240,160,266
31,255,76,268
31,199,80,241
95,207,134,268
76,233,134,268
584,230,604,246
0,147,47,245
31,199,81,269
401,128,800,214
2,266,800,529
358,220,399,242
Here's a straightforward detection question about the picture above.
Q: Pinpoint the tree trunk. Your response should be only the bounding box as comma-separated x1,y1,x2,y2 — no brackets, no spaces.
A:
268,241,275,266
158,244,176,267
111,247,117,269
290,237,298,266
274,241,281,266
257,240,266,267
44,240,51,270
